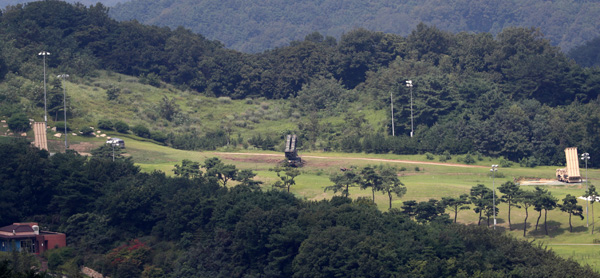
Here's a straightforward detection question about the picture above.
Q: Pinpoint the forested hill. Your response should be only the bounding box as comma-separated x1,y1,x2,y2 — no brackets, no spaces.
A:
108,0,600,53
2,1,600,165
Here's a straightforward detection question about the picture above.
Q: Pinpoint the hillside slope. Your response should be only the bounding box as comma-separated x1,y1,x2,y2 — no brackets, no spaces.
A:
109,0,600,53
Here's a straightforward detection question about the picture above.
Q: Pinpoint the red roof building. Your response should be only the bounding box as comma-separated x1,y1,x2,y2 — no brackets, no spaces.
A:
0,222,66,254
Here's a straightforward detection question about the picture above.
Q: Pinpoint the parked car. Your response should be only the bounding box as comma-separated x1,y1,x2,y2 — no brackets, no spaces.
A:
106,138,125,148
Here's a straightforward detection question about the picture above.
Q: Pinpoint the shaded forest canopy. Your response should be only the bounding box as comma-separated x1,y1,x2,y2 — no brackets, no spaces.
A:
1,1,600,165
0,139,598,277
108,0,600,53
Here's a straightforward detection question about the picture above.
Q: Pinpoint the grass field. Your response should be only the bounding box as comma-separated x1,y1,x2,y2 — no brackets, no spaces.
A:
56,135,599,271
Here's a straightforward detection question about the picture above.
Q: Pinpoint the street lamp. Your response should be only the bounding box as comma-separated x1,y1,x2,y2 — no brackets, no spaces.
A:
57,74,69,150
582,152,590,227
390,90,395,137
38,51,50,126
491,164,499,230
406,80,413,137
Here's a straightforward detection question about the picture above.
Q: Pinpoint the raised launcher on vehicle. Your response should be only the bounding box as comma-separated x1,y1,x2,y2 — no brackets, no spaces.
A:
284,134,303,167
556,147,582,183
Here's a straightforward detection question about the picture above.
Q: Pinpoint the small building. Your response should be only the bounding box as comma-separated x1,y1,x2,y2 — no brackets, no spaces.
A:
0,223,66,254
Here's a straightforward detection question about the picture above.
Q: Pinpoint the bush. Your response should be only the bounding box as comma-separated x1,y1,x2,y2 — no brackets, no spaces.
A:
80,126,94,136
132,124,151,138
500,159,513,168
463,153,475,164
106,86,121,101
54,122,70,133
114,121,129,133
151,131,168,143
7,113,30,133
425,153,434,160
218,96,232,104
98,119,113,130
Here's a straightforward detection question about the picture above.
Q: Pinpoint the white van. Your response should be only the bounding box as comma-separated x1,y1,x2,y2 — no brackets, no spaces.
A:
106,138,125,148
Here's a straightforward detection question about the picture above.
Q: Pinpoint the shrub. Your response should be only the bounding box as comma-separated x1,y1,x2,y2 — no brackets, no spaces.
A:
151,131,168,143
106,86,121,101
98,119,113,130
80,126,94,136
7,113,30,133
500,159,513,168
54,122,70,133
218,96,232,104
463,153,475,164
425,153,434,160
132,124,151,138
114,121,129,133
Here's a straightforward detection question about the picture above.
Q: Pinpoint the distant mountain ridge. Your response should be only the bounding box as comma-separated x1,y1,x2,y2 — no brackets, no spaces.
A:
109,0,600,53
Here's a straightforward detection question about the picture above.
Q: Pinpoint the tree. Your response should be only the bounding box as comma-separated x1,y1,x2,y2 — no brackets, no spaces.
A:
401,200,418,219
584,185,598,234
516,190,536,236
414,199,446,223
560,194,584,233
470,184,493,226
536,189,558,235
499,181,522,230
204,157,238,186
442,194,471,223
271,166,300,193
91,144,123,159
359,166,383,203
379,166,406,209
173,159,202,179
533,186,548,232
325,167,359,198
7,113,30,133
235,169,262,190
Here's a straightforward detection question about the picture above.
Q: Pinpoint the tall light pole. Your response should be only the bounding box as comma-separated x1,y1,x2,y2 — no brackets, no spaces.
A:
38,51,50,126
491,164,498,230
406,80,413,137
582,152,590,227
390,91,395,136
57,74,69,150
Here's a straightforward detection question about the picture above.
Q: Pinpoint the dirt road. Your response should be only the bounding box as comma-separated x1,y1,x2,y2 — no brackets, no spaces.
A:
213,152,488,168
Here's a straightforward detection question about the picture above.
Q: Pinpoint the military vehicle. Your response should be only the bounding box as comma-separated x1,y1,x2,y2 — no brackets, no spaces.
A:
284,134,302,167
556,147,581,183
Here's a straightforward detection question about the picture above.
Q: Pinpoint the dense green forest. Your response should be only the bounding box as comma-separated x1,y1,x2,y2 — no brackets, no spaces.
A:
108,0,600,53
1,0,600,165
1,139,599,277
